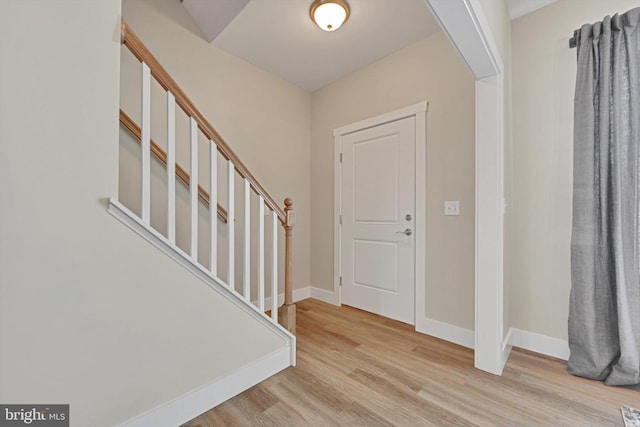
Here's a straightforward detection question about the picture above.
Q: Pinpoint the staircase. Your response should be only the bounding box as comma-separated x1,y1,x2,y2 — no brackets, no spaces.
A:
110,20,297,409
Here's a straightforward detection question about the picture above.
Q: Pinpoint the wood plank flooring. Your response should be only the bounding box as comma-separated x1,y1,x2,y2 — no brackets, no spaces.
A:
183,299,638,426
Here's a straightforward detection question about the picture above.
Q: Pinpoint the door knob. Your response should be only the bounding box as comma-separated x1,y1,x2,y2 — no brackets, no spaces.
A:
396,228,412,236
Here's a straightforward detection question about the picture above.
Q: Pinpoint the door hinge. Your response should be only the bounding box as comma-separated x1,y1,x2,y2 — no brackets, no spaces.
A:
339,152,342,163
339,276,342,286
339,214,342,225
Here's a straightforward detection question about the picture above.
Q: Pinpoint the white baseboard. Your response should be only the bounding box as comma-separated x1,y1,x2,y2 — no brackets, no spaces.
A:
508,328,569,360
293,286,311,302
119,347,291,427
304,286,476,349
310,286,340,306
415,317,475,349
255,286,310,309
298,284,568,364
501,328,513,371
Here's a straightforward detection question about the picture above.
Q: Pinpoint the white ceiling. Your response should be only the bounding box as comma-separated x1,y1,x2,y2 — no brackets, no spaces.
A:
182,0,251,42
182,0,558,92
507,0,558,20
184,0,440,92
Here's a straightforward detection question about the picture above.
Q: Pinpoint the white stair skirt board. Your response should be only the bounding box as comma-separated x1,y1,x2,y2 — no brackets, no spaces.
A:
416,317,475,349
507,328,570,361
106,198,296,366
253,286,310,310
119,347,291,427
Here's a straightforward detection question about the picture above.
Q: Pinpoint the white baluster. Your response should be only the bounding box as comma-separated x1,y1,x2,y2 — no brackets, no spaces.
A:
141,62,151,224
258,196,265,312
189,117,198,260
227,162,235,289
209,140,217,276
167,92,176,244
271,210,278,322
243,179,251,301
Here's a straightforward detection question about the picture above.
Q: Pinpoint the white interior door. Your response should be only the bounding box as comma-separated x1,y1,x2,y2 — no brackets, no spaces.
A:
340,116,416,324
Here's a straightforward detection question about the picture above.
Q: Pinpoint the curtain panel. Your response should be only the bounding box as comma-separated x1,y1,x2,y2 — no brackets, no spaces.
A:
569,7,640,387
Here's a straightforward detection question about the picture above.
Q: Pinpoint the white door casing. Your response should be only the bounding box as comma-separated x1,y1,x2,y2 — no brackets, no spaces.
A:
340,117,416,324
333,102,427,327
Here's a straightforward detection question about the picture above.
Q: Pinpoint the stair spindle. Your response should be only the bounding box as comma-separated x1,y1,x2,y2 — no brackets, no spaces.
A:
167,92,176,243
243,179,251,301
141,62,151,224
271,210,278,322
209,140,217,275
258,196,265,312
189,117,198,259
227,161,235,289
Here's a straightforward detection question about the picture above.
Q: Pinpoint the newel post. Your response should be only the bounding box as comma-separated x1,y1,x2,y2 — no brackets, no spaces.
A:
279,197,296,334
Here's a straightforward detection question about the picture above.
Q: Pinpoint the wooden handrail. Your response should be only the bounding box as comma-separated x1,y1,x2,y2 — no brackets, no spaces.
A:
119,109,228,223
121,20,286,224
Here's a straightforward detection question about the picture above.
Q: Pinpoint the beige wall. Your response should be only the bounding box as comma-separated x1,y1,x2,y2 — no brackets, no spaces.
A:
480,0,511,64
122,0,311,293
310,32,476,330
510,0,639,340
0,1,287,425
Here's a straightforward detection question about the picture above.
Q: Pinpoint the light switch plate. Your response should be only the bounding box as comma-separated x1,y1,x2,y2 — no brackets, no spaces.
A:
444,201,460,216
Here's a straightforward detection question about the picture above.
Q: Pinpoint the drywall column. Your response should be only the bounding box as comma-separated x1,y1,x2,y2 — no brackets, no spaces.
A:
475,73,505,374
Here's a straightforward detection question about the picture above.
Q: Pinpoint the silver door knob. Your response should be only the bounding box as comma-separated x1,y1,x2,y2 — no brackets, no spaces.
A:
396,228,412,236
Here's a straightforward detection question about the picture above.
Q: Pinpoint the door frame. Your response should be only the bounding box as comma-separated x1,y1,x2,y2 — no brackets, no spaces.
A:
333,101,428,326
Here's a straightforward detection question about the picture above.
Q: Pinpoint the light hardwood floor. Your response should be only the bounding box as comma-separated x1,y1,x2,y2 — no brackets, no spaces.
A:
183,299,638,426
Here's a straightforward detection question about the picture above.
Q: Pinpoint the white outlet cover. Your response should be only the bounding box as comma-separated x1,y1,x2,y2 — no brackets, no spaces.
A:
444,201,460,216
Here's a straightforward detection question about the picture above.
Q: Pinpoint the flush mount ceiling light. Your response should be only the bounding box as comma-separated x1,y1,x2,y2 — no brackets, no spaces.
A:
310,0,350,32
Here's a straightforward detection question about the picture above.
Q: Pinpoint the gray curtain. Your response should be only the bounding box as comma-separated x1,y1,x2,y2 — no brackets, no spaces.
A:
569,7,640,388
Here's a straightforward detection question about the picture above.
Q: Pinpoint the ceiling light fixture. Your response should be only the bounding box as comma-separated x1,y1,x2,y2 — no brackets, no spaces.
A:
310,0,350,32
